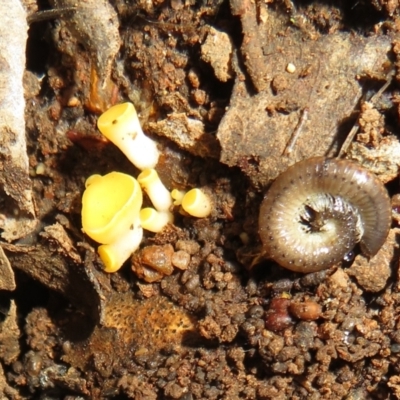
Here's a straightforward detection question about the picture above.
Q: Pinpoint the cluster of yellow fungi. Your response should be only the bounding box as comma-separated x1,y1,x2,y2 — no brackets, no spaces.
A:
81,102,212,273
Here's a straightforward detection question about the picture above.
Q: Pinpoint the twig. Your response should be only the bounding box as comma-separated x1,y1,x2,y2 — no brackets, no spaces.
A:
338,72,394,158
283,108,309,156
27,7,76,24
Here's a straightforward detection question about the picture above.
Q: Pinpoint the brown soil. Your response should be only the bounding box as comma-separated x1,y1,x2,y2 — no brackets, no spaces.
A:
1,0,400,399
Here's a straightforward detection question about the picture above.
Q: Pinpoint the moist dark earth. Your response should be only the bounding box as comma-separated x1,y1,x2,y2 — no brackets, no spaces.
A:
2,0,400,399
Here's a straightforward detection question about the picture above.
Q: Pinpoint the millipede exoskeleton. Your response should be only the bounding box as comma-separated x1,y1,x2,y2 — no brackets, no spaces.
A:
259,157,391,273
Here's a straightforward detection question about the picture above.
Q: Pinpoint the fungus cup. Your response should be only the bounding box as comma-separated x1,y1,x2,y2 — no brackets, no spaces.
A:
140,208,174,233
97,102,159,170
82,172,143,272
171,189,185,206
98,223,143,273
182,189,212,218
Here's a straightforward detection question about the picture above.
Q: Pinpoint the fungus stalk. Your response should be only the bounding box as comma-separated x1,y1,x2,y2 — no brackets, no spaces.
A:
137,168,174,232
137,168,172,211
140,208,174,233
97,102,159,170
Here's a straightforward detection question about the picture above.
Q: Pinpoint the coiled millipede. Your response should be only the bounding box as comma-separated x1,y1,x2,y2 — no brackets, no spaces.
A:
259,157,392,273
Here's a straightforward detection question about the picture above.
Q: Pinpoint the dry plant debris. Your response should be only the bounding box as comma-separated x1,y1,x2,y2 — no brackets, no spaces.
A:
1,0,400,399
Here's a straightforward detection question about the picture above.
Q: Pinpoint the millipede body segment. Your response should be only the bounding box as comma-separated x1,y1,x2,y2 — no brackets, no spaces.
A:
259,157,391,273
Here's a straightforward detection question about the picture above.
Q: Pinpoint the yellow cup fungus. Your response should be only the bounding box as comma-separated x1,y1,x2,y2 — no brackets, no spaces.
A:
181,188,212,218
140,208,174,233
171,189,185,206
82,172,143,272
97,102,159,170
138,168,172,212
83,104,215,274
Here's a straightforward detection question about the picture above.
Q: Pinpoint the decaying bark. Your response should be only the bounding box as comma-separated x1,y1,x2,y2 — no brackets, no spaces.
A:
0,0,36,241
217,1,394,189
0,246,15,290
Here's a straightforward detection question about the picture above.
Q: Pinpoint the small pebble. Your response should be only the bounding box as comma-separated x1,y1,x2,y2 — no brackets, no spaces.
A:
289,300,322,321
67,96,80,107
286,63,296,73
175,240,200,255
132,244,174,282
35,163,46,175
264,298,294,332
185,274,200,293
192,89,206,105
171,250,190,270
